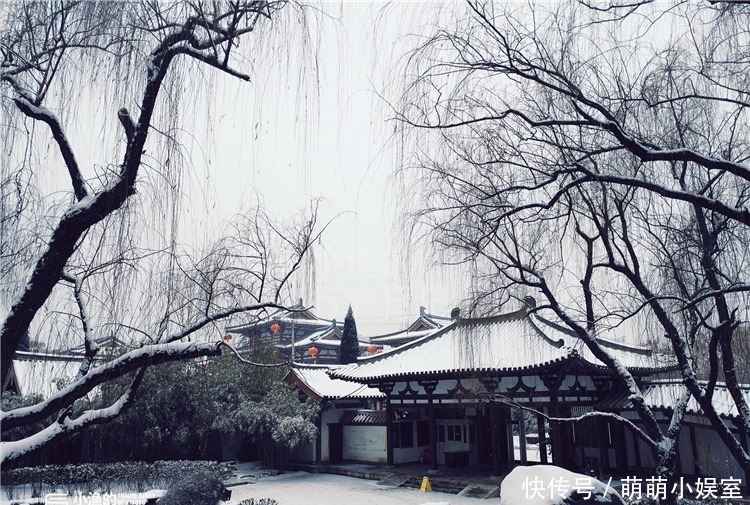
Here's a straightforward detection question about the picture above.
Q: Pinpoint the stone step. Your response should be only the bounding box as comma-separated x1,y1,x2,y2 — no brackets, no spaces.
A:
376,473,413,487
398,476,467,495
457,483,501,499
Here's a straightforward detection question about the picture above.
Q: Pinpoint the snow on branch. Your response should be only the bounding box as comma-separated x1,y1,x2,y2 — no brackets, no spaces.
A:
1,340,222,430
3,77,88,201
1,369,146,464
171,45,251,81
161,302,285,343
61,272,100,380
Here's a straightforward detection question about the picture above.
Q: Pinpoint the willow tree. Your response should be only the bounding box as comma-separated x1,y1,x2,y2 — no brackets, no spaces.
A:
396,0,750,488
0,0,320,463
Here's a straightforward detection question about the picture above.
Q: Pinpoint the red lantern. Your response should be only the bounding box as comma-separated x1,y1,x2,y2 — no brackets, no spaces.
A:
223,334,232,341
367,345,378,354
270,323,281,334
307,346,319,358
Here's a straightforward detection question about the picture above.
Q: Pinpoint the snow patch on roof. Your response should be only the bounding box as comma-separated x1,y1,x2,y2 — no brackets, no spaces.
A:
286,365,383,401
333,308,674,382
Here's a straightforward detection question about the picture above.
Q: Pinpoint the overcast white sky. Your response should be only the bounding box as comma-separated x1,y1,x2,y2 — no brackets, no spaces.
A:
177,2,469,336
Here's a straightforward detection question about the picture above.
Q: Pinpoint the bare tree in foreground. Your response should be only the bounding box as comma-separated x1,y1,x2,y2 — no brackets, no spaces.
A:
396,0,750,487
0,0,321,463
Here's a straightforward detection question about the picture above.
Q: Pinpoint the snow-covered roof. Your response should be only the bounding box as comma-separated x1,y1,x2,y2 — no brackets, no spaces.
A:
369,306,448,345
284,365,383,402
9,352,84,398
225,299,335,334
332,307,675,383
278,325,342,350
528,314,675,371
603,380,750,419
369,328,440,345
340,409,388,424
67,335,128,355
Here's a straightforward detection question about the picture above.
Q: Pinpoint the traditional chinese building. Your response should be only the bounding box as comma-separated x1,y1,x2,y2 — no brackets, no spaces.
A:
328,299,680,476
284,364,384,463
225,299,347,364
601,379,750,485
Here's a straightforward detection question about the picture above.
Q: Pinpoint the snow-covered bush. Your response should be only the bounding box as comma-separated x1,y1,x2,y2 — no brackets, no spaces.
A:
156,471,229,505
88,342,285,462
1,461,232,498
214,383,319,470
272,415,318,450
1,392,46,443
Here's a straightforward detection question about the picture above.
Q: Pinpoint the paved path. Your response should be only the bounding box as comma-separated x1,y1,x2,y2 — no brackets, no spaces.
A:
228,471,492,505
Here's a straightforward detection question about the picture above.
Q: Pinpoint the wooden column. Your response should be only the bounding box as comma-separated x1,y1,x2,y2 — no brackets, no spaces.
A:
503,409,514,464
491,404,502,476
541,372,565,468
480,376,503,475
421,380,439,471
538,414,548,464
386,401,394,465
593,376,611,473
380,382,395,466
519,412,527,464
315,413,322,464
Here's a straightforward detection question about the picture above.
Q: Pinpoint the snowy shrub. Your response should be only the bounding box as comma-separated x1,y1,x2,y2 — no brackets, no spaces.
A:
214,383,319,470
272,415,317,449
237,499,279,505
1,392,46,443
156,471,228,505
1,461,232,496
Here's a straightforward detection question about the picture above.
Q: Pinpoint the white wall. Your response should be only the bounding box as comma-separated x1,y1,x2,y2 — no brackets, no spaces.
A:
343,425,387,463
394,446,424,464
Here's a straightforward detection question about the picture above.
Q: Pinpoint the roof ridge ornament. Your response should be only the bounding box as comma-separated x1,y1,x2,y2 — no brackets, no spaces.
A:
450,307,461,320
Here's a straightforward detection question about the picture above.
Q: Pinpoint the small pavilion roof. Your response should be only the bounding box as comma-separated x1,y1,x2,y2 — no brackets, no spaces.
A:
225,299,336,334
284,364,383,403
369,306,448,345
67,334,128,356
277,325,342,350
6,351,84,398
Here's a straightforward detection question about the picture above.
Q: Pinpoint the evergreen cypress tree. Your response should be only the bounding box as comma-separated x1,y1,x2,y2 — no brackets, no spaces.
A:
340,305,359,364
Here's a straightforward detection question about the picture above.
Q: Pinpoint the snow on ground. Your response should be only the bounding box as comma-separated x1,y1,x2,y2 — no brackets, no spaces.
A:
500,465,622,505
227,472,488,505
1,470,488,505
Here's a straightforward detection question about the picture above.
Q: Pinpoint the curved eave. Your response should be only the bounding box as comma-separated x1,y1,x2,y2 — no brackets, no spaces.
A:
356,322,459,363
323,393,385,401
284,371,324,404
334,354,575,384
571,354,680,375
605,398,743,421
